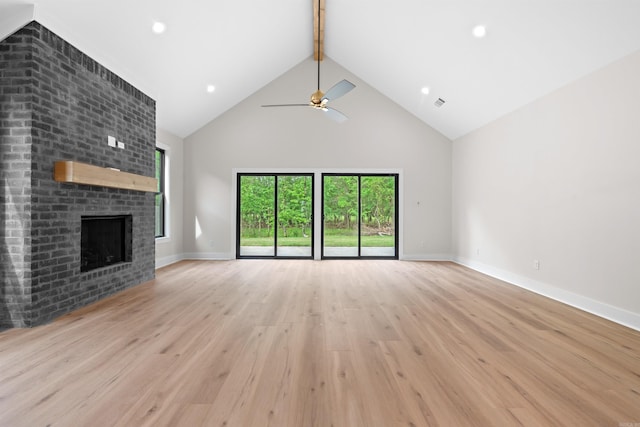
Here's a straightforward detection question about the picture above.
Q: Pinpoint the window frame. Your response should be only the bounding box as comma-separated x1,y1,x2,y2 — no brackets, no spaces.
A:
155,147,166,239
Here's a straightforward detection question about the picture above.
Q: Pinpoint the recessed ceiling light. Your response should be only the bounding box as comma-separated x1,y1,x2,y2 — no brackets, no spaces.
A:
421,87,430,95
206,85,216,93
152,22,166,34
472,25,486,38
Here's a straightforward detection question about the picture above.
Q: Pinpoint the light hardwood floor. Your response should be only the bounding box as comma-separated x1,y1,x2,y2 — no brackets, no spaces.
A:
1,260,639,426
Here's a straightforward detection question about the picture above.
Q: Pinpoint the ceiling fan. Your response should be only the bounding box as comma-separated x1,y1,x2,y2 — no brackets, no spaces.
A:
261,0,355,123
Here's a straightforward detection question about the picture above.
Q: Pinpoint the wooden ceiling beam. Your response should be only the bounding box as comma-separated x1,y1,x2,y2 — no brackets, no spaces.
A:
313,0,325,61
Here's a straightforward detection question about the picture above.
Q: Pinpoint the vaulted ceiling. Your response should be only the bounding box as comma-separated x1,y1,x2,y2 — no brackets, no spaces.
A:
2,0,640,140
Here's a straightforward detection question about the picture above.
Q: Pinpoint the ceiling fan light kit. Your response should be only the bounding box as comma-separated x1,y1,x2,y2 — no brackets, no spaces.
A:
261,0,355,122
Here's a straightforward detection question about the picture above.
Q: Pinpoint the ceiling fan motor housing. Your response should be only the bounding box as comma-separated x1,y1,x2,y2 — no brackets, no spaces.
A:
311,89,325,105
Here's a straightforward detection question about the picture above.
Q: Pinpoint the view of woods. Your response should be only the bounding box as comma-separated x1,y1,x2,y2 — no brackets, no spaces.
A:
238,174,397,257
323,175,396,248
239,175,312,247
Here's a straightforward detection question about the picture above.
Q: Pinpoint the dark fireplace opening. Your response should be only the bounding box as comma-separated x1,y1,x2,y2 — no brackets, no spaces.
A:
81,215,133,272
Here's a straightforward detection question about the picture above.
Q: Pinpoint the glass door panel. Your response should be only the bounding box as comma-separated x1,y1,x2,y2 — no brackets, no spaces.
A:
360,176,396,257
277,175,313,257
238,175,275,257
322,173,398,259
239,172,396,259
237,173,313,259
322,175,359,257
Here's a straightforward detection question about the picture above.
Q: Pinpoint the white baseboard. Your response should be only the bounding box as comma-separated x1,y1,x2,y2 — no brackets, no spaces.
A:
162,252,455,263
182,252,234,261
454,256,640,332
155,252,233,269
401,253,453,261
155,254,184,269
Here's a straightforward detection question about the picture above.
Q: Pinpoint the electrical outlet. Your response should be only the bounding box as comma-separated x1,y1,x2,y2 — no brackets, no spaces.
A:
533,259,540,270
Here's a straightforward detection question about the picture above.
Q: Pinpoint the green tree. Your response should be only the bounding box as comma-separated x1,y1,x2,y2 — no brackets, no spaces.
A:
277,176,311,237
240,175,274,237
361,176,395,231
323,176,358,229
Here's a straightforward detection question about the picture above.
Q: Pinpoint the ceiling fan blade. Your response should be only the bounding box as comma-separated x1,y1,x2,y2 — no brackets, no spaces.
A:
261,104,310,107
321,79,355,102
323,107,348,123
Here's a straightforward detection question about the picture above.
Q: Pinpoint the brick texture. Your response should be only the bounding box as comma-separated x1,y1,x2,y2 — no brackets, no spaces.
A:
1,21,156,328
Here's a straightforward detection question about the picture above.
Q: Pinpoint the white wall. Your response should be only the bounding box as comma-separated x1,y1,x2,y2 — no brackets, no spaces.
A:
0,4,33,42
183,57,452,260
155,128,185,268
452,50,640,329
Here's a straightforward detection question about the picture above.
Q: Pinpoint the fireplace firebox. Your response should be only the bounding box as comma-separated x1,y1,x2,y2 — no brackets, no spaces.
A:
81,215,133,272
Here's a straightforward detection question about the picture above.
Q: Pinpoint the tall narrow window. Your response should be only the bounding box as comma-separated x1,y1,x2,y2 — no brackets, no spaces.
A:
155,148,166,238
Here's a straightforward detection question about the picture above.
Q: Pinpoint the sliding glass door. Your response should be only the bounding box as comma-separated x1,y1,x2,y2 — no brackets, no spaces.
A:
322,175,359,257
360,175,397,257
322,174,398,259
237,174,313,258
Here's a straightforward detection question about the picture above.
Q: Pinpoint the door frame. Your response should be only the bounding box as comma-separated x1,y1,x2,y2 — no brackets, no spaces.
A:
321,173,399,260
236,172,314,259
232,168,402,260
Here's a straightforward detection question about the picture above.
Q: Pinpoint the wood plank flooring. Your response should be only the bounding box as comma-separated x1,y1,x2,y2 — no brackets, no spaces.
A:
1,260,639,426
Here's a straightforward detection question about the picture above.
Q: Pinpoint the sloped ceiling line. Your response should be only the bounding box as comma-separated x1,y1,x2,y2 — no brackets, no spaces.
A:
1,1,640,139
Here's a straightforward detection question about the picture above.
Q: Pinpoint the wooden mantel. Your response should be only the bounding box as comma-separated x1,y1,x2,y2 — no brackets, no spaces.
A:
54,161,157,193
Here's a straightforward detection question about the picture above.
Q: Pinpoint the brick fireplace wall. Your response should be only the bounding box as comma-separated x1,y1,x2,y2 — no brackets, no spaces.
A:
0,21,156,328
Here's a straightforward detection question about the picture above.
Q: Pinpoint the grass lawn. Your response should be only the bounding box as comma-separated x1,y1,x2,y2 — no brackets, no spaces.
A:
326,235,395,247
241,236,310,247
240,234,394,247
